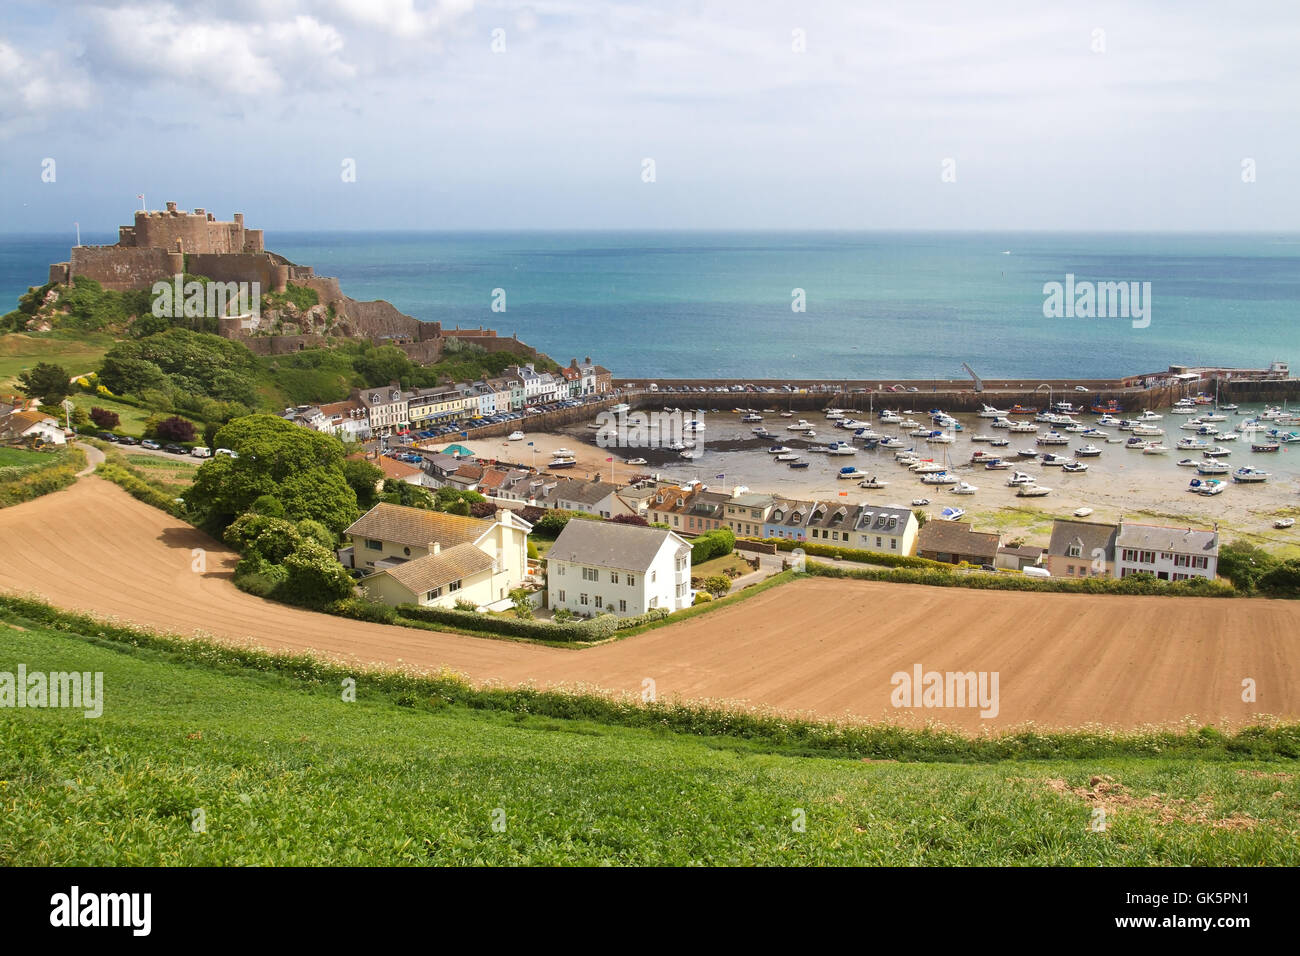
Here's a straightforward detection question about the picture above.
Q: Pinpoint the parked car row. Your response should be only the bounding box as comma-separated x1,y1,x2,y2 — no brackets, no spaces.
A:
402,396,604,441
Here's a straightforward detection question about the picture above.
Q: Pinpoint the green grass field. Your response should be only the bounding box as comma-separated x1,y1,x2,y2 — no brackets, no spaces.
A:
1,611,1296,865
0,447,48,468
67,393,155,436
0,332,115,390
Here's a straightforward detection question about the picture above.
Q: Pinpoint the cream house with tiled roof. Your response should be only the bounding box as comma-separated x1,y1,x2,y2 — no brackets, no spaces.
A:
345,502,533,608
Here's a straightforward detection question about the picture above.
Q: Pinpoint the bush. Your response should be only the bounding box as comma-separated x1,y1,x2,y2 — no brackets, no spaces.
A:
89,406,120,430
1257,560,1300,598
752,537,947,570
1217,540,1278,593
154,416,197,443
0,449,84,509
279,539,356,607
527,540,539,560
329,597,397,624
251,494,286,518
93,462,183,516
453,598,478,612
691,527,735,564
692,591,713,605
702,574,732,597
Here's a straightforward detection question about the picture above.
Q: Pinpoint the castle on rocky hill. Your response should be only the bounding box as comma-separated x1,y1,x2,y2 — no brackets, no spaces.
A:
46,202,535,364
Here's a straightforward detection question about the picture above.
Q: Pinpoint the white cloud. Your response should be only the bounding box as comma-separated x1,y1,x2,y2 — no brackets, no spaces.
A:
0,39,93,123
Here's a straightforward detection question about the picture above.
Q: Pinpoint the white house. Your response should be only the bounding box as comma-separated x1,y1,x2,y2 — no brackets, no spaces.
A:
0,410,66,445
354,385,408,436
852,504,920,555
1114,521,1219,582
346,502,533,608
547,520,692,618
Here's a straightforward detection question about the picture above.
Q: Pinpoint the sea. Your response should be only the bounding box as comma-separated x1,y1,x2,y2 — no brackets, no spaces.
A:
3,231,1298,380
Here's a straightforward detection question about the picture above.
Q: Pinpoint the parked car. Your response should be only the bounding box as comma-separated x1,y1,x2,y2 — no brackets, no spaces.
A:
118,436,139,445
163,443,186,455
97,432,118,442
141,440,161,450
215,448,238,458
190,446,212,458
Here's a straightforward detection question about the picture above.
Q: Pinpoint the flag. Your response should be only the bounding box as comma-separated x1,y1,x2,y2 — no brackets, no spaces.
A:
839,491,848,496
137,194,143,199
715,474,725,479
527,441,533,446
605,457,613,462
461,431,468,438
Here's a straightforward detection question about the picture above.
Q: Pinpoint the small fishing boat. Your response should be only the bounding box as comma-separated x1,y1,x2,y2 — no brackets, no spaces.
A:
1075,443,1102,457
951,481,979,494
1006,471,1036,486
1073,507,1094,517
938,506,966,520
978,404,1008,418
1274,517,1295,529
767,445,793,454
788,461,810,469
837,466,866,480
1202,446,1232,457
1016,484,1051,497
680,449,702,460
1136,409,1163,421
1141,443,1169,455
1175,438,1211,450
1177,458,1199,467
548,456,577,469
1040,453,1070,466
878,436,906,448
554,448,576,457
989,438,1011,447
1009,404,1037,415
1252,442,1281,453
779,411,795,418
858,476,889,489
741,413,763,423
1188,478,1227,495
1196,461,1229,475
775,453,800,462
910,461,948,474
983,458,1012,470
1035,431,1070,446
625,457,647,466
1061,461,1089,473
826,441,857,455
1233,467,1271,483
911,497,930,506
1009,421,1039,433
1016,448,1039,458
786,419,813,430
970,433,996,443
1096,414,1122,427
1125,436,1147,448
991,417,1014,429
507,431,525,441
1132,424,1165,437
920,471,959,485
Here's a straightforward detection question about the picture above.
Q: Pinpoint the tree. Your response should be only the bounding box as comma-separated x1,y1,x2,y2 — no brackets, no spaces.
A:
382,478,436,509
913,508,929,528
508,587,534,620
184,414,359,535
342,458,385,511
155,416,197,443
250,494,286,518
89,406,120,430
1216,540,1278,592
17,362,71,403
1257,559,1300,598
702,574,733,598
353,344,414,388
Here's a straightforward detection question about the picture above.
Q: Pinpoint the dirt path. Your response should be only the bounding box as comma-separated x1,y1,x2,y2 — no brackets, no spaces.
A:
2,478,1298,731
73,442,104,476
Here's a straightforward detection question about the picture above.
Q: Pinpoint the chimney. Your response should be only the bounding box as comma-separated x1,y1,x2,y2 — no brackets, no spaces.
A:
166,201,177,213
234,213,244,227
431,542,441,556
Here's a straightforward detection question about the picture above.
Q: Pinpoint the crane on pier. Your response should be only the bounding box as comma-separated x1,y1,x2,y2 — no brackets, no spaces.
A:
962,363,984,393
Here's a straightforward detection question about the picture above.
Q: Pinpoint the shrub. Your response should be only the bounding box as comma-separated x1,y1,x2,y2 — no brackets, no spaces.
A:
89,406,120,430
1257,560,1300,598
691,527,735,564
93,462,183,516
702,574,732,597
526,540,539,560
693,591,713,605
1217,540,1278,593
752,537,947,570
0,449,84,509
251,494,286,518
155,416,197,443
279,539,356,607
329,597,397,624
453,598,478,612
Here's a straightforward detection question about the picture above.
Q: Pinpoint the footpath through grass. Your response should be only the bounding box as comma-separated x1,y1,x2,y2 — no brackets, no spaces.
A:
0,607,1297,865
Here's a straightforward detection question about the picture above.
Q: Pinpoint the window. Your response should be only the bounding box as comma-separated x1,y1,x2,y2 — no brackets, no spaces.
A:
448,580,461,592
557,564,566,575
582,567,599,581
1192,556,1208,569
1067,542,1082,558
425,587,443,601
365,539,383,551
580,593,588,605
650,570,656,583
627,574,636,587
610,572,619,584
1066,565,1074,576
876,536,882,548
1174,554,1190,568
890,539,897,550
1140,550,1156,564
619,599,626,613
595,595,603,608
558,589,565,602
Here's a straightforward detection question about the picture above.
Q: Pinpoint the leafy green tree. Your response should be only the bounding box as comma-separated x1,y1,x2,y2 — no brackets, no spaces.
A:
17,362,71,403
98,355,171,396
1216,540,1278,592
1257,559,1300,597
342,458,385,510
279,539,355,606
381,479,436,509
296,518,336,551
185,414,359,535
251,494,286,518
354,344,414,388
702,575,733,598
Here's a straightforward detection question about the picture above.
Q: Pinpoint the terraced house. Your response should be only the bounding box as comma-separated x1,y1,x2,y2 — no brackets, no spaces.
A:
546,520,693,617
853,505,919,555
344,502,533,609
353,384,408,436
1047,519,1119,578
723,492,774,538
764,499,812,541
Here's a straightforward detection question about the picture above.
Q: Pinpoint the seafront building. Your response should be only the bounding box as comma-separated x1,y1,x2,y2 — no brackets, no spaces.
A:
1114,521,1220,581
546,521,693,618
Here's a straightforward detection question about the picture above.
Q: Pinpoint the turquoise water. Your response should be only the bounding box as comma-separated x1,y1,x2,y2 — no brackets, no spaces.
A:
4,231,1298,378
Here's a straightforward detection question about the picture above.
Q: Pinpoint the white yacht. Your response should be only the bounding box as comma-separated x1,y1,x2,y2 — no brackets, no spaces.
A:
1232,467,1271,483
1006,471,1037,486
978,404,1008,418
951,481,979,494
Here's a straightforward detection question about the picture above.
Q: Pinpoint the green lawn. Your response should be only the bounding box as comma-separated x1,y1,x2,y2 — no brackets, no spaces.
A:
67,393,155,436
0,447,48,468
0,331,115,390
693,552,754,578
1,610,1296,865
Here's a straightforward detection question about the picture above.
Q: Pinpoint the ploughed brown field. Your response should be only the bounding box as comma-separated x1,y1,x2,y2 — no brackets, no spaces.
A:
3,478,1298,731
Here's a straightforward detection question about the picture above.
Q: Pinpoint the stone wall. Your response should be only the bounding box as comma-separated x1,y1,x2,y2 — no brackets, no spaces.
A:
68,246,172,291
186,253,275,290
128,207,261,255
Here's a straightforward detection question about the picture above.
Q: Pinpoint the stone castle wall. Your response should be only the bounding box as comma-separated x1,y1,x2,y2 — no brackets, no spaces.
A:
65,246,172,291
186,253,276,290
125,205,262,255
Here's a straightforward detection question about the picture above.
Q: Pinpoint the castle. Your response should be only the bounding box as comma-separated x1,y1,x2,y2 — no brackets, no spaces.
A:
46,202,536,363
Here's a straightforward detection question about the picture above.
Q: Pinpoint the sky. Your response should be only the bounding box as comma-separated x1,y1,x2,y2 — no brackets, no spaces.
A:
1,0,1298,233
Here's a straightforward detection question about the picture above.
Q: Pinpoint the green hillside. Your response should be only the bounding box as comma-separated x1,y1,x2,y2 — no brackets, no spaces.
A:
1,610,1296,866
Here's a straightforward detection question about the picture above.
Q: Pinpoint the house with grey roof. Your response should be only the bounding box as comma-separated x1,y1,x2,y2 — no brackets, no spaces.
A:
852,504,919,555
1046,519,1119,578
1114,521,1219,581
546,520,692,617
